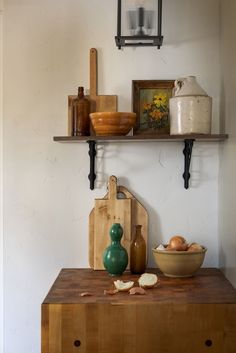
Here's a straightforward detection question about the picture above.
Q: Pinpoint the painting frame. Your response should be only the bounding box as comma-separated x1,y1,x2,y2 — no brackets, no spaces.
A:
132,80,175,135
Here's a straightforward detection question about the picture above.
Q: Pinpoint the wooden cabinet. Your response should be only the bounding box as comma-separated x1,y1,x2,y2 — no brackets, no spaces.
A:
41,268,236,353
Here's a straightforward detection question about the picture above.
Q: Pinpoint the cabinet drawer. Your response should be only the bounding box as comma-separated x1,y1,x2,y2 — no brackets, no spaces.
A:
41,303,236,353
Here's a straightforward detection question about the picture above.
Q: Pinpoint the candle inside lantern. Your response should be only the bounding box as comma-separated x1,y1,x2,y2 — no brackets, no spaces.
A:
138,7,144,27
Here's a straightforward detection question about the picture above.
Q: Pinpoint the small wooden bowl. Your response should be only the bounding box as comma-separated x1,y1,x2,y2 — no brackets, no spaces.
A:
90,112,136,136
152,246,207,277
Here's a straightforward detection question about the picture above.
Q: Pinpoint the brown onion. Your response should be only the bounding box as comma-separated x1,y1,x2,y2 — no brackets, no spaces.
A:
168,235,188,251
166,244,175,251
187,243,203,252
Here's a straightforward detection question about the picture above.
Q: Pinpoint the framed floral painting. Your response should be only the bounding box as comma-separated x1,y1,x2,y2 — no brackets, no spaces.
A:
132,80,175,135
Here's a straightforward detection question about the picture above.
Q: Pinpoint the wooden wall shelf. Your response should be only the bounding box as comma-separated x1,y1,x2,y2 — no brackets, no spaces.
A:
53,134,228,143
53,134,228,190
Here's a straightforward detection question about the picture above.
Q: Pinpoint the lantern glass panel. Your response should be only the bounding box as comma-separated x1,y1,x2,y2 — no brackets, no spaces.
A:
122,0,157,37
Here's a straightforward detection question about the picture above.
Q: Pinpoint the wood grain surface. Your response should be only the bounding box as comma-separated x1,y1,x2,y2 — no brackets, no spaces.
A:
41,268,236,353
89,48,117,113
89,176,148,270
42,268,236,305
55,133,229,142
42,303,236,353
93,176,132,270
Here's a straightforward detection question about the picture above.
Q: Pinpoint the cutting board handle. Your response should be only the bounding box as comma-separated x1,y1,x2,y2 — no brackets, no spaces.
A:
101,183,135,201
107,177,136,201
118,186,134,199
90,48,97,97
108,175,118,199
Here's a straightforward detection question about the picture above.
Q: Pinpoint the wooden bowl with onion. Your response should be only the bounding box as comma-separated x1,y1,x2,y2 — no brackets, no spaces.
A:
89,112,136,136
152,236,207,278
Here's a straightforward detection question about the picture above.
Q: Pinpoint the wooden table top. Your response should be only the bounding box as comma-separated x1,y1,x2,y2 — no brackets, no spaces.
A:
42,268,236,305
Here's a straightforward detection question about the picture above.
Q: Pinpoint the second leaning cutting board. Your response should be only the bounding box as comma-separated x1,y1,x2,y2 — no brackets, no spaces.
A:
89,176,148,270
93,176,132,270
68,48,117,135
89,48,118,113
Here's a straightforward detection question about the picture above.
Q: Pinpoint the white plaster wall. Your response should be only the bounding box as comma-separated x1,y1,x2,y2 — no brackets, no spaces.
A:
219,0,236,287
0,1,3,352
3,1,220,352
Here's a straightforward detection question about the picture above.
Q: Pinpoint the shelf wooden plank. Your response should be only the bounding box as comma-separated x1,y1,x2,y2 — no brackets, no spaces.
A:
53,134,228,143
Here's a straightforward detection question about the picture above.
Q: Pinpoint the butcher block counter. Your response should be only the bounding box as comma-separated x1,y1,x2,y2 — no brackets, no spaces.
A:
41,268,236,353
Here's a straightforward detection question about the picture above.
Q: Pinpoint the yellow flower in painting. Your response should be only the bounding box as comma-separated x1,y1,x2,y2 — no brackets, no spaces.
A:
141,92,170,130
154,93,167,107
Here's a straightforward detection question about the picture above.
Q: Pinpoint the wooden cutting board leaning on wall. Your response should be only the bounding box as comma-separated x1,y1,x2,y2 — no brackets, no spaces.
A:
89,48,117,113
68,48,117,135
89,176,148,270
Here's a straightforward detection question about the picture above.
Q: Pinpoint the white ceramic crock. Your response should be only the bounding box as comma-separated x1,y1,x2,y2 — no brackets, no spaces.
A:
170,76,212,135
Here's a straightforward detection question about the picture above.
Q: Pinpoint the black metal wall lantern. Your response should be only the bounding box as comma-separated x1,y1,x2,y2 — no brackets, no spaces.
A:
115,0,163,49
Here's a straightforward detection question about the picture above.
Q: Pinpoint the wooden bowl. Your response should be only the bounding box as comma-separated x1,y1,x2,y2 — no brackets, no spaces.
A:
89,112,136,136
152,246,207,277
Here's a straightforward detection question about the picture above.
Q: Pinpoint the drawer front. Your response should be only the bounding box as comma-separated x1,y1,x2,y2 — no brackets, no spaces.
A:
42,303,236,353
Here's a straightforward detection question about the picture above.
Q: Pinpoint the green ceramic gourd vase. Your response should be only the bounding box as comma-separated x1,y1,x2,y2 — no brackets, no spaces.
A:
103,223,128,276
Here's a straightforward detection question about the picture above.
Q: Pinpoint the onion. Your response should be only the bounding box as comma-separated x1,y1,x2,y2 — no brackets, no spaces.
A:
168,235,188,251
187,243,203,252
138,273,158,288
114,280,134,292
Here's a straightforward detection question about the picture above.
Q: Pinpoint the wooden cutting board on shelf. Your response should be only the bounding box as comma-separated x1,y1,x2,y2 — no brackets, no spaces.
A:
89,48,118,114
89,176,148,270
68,48,118,135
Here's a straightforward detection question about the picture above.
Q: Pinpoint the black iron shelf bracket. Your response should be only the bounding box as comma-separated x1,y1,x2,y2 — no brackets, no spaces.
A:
86,138,199,190
183,139,195,189
54,134,227,191
87,140,97,190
